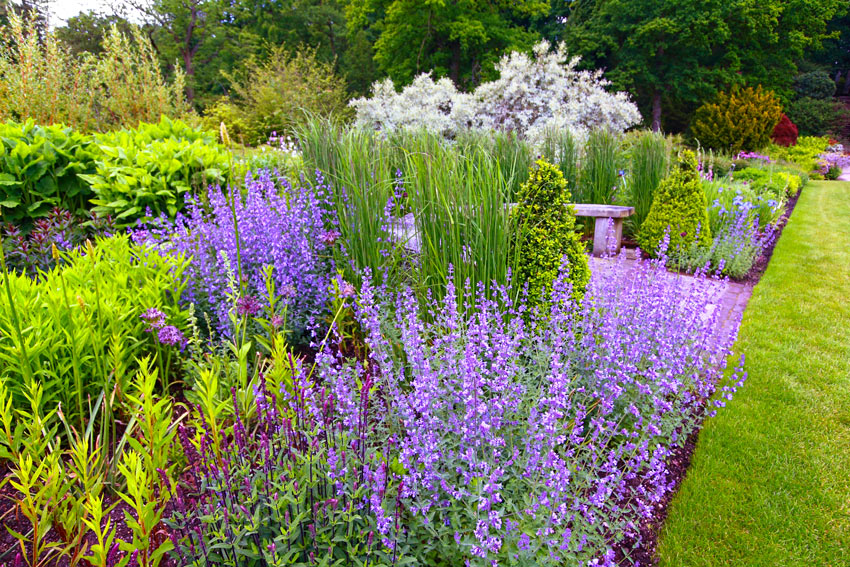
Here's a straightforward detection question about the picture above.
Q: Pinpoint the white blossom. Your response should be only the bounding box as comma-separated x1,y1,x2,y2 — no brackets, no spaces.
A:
350,41,641,148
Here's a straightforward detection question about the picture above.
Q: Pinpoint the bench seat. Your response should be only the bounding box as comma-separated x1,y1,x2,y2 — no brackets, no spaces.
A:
571,204,635,257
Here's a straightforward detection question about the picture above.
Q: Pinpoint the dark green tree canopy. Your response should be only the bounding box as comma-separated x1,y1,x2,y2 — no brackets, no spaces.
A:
565,0,845,132
346,0,549,89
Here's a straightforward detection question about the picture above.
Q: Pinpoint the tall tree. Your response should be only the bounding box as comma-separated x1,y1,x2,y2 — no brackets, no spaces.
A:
346,0,549,89
55,10,133,55
565,0,845,132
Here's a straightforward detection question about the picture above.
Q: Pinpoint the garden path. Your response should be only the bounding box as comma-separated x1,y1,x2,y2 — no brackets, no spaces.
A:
589,250,753,345
838,166,850,181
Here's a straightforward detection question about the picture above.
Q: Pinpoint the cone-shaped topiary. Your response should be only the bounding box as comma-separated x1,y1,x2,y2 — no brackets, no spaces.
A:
510,159,590,309
637,150,711,257
690,86,782,152
771,113,799,147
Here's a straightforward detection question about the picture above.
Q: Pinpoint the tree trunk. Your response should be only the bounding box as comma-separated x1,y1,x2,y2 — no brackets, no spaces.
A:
450,42,461,86
843,70,850,96
651,90,662,132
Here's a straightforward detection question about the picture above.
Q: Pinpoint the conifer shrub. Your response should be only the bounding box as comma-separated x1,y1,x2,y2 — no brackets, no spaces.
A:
690,86,782,152
510,159,590,308
793,71,836,100
771,113,799,147
638,150,711,257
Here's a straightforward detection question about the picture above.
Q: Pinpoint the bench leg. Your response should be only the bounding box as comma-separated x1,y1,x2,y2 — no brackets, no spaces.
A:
592,217,624,257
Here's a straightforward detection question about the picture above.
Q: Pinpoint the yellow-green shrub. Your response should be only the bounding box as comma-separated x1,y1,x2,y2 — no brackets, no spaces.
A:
0,13,189,132
766,135,830,172
510,159,590,309
223,46,350,145
638,150,711,257
691,86,782,153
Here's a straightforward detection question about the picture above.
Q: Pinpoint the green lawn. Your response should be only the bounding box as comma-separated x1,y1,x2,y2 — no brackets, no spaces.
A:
656,180,850,566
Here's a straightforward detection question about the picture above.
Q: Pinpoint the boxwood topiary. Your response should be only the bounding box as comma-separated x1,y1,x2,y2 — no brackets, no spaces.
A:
638,150,711,257
510,159,590,310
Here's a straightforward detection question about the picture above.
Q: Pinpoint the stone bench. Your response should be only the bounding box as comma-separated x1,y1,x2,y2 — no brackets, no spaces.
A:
390,204,635,257
571,204,635,257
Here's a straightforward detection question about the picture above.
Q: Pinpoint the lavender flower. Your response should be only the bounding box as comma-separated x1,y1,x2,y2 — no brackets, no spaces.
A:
132,170,335,338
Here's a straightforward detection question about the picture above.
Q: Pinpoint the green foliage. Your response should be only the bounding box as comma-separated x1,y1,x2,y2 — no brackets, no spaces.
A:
80,117,230,222
201,98,249,143
733,167,801,200
346,0,549,88
577,128,622,205
540,127,579,191
564,0,845,130
627,130,670,235
638,150,711,256
223,45,350,145
691,86,782,152
55,10,133,56
766,135,830,172
785,97,844,137
793,71,836,100
0,13,190,132
0,120,98,223
510,159,590,309
0,235,189,445
0,117,227,226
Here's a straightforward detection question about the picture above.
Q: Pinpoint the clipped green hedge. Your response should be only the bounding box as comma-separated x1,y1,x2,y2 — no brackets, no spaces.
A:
638,150,711,257
510,159,590,309
0,116,230,226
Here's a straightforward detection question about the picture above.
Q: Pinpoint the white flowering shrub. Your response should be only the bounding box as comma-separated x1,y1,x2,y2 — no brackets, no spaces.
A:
350,41,642,146
350,74,478,139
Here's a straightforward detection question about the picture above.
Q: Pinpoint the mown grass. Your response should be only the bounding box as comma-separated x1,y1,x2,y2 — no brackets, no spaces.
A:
656,180,850,566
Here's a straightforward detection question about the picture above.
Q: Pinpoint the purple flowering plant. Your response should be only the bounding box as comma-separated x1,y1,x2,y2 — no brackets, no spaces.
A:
132,170,336,343
166,253,745,565
672,197,778,279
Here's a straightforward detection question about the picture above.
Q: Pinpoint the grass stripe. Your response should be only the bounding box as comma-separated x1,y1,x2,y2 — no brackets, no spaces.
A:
657,181,850,566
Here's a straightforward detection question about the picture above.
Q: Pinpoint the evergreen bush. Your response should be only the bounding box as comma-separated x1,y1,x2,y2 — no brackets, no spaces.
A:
638,150,711,257
690,86,782,152
786,97,844,137
793,71,836,100
771,114,799,147
510,159,590,309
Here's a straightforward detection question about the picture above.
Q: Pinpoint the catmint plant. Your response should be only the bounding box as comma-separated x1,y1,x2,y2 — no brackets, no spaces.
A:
132,170,336,342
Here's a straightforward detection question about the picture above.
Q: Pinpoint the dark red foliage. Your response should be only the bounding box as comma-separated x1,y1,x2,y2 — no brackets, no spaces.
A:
771,113,798,147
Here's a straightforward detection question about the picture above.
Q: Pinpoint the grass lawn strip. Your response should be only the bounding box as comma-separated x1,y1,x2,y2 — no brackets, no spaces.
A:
657,180,850,566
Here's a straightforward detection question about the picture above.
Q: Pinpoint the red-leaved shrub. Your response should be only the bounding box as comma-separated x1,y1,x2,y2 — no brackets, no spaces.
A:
771,113,799,147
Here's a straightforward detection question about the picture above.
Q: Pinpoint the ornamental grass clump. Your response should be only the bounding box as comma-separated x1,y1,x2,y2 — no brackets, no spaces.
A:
638,150,712,257
133,170,336,339
510,159,590,309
